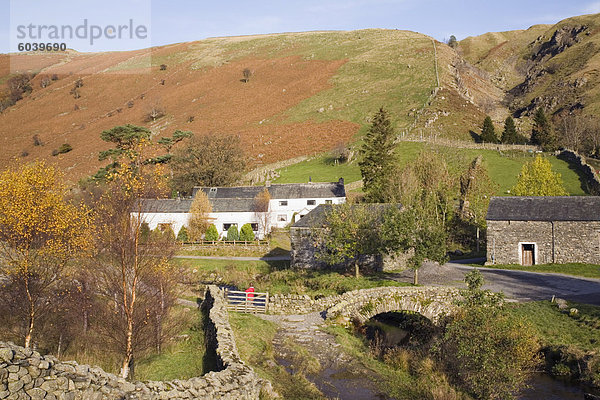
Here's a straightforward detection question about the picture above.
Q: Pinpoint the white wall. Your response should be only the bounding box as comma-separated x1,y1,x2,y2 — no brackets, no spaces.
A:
137,196,346,240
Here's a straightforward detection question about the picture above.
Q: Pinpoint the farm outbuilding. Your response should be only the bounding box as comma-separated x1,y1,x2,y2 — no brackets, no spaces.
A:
486,196,600,266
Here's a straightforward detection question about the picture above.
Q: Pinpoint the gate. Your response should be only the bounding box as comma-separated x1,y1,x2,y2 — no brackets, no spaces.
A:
224,288,269,314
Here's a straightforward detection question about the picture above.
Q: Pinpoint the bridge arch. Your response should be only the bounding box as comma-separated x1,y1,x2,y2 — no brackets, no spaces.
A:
325,286,460,325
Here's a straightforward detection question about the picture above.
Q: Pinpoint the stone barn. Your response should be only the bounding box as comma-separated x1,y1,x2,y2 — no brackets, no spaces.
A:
486,196,600,265
290,204,403,271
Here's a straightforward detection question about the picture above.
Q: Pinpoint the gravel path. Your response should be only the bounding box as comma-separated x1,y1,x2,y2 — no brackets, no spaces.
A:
259,312,391,400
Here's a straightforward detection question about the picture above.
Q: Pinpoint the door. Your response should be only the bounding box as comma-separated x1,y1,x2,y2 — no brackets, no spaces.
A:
521,244,535,266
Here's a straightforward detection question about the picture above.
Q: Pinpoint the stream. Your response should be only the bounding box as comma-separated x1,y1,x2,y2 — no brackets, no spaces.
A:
364,313,600,400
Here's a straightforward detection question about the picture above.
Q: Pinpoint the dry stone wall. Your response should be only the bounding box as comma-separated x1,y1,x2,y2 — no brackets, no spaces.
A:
0,285,272,400
558,150,600,195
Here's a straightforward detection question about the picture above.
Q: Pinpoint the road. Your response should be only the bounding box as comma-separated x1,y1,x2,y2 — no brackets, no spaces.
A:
174,255,291,261
393,259,600,306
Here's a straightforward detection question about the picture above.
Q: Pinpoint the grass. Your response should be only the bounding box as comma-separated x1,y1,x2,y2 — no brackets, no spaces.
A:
508,300,600,352
229,312,325,399
481,263,600,279
175,258,410,296
275,141,587,195
135,309,207,381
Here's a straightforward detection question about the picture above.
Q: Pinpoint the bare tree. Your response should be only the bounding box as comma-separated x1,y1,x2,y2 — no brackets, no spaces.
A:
242,68,252,83
145,100,166,122
253,188,271,238
188,190,213,241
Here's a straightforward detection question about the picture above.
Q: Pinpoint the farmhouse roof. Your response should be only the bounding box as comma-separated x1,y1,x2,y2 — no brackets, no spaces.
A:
192,179,346,200
291,203,401,229
486,196,600,221
137,199,194,213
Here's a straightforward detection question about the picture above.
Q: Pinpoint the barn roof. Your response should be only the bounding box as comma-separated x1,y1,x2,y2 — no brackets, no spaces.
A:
486,196,600,221
292,203,401,228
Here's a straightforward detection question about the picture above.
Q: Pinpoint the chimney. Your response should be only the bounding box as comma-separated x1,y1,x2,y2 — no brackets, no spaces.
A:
265,180,271,187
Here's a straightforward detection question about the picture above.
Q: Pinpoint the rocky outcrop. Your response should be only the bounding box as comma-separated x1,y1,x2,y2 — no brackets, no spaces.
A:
0,285,272,400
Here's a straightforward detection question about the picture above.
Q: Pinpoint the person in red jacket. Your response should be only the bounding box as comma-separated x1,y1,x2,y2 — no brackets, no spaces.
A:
245,285,255,303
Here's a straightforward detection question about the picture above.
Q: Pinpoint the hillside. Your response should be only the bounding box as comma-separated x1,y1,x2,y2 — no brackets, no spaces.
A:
0,29,500,182
459,13,600,120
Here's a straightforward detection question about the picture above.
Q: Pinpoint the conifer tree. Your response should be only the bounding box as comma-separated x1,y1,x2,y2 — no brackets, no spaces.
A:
531,108,557,151
501,116,517,144
480,116,498,143
359,107,397,202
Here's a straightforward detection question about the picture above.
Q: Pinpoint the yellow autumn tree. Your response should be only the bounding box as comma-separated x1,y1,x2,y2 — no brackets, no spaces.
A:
0,161,93,348
512,155,567,196
188,190,212,241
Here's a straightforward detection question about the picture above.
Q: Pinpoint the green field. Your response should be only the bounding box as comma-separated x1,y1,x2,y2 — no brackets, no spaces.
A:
275,142,587,196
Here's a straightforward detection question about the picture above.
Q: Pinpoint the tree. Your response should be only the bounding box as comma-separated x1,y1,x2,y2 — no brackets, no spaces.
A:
480,116,498,143
240,223,255,241
381,206,447,285
511,155,567,196
0,161,92,348
359,107,397,202
531,108,557,151
314,203,380,278
459,156,497,229
176,226,189,242
145,100,165,122
242,68,252,83
188,190,212,241
227,225,240,241
447,35,458,48
438,271,539,400
501,116,517,144
253,188,272,238
170,134,245,195
205,224,219,241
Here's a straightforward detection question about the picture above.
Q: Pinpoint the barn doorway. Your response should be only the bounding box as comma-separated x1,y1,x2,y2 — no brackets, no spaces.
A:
521,243,535,266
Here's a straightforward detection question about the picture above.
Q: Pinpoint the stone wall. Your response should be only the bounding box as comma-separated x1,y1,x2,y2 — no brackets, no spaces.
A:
0,285,272,400
558,150,600,195
487,220,600,265
290,227,407,272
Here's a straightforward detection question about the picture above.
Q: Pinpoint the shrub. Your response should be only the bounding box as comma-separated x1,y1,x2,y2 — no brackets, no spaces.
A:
239,224,255,241
159,64,167,71
162,225,176,242
32,135,42,146
177,226,189,242
58,143,73,154
227,225,239,241
205,224,219,241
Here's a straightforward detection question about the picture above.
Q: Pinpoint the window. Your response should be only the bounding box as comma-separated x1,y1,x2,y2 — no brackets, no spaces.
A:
251,223,259,231
209,187,217,193
325,200,333,204
279,200,288,206
223,223,237,231
277,214,287,222
307,199,316,206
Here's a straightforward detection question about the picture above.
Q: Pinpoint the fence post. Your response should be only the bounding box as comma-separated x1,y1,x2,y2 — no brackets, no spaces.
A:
265,291,269,313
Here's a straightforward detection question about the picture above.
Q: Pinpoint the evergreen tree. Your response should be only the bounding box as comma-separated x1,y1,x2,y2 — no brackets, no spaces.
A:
531,108,557,151
511,155,567,196
205,224,219,241
239,223,255,241
227,225,240,241
176,226,189,242
448,35,458,48
501,116,517,144
480,116,498,143
359,107,397,202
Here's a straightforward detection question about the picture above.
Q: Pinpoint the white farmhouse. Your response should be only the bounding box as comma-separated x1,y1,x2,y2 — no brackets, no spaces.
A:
137,179,346,239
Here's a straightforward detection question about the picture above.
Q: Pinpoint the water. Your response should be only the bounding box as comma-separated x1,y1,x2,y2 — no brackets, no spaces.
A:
521,373,600,400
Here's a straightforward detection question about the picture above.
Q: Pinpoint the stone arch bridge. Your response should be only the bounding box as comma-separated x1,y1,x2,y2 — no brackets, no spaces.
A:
324,286,461,325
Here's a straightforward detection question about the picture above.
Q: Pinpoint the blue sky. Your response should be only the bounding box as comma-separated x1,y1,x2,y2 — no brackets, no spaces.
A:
1,0,600,53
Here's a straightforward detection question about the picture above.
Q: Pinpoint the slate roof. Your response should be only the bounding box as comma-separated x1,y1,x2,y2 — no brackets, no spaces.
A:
138,199,193,213
292,203,401,228
486,196,600,221
192,181,346,200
